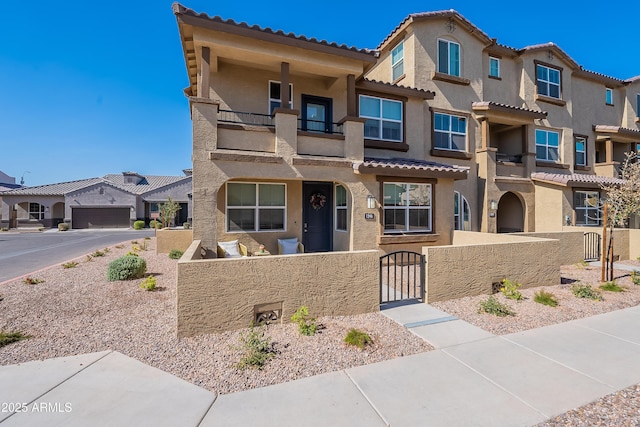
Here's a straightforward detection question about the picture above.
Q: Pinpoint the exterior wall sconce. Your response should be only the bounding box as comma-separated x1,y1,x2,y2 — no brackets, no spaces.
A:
490,200,498,210
565,215,572,226
367,195,376,209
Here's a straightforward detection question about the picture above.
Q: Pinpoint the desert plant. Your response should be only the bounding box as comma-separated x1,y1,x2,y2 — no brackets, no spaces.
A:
500,278,523,301
125,251,139,257
630,270,640,285
139,275,157,291
0,331,30,348
103,247,111,253
133,220,145,230
344,328,372,349
0,227,8,232
149,220,162,229
168,249,184,260
183,222,191,229
236,325,275,370
159,197,181,228
58,223,69,231
291,306,318,336
107,255,147,281
478,296,515,317
91,250,105,257
131,240,138,244
23,277,44,285
62,261,79,269
115,244,125,249
85,255,93,262
600,281,625,292
571,284,603,301
534,289,558,307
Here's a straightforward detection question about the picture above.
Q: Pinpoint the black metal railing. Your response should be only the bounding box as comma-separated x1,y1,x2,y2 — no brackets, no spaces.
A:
496,153,523,163
380,251,425,304
297,118,343,135
217,109,274,127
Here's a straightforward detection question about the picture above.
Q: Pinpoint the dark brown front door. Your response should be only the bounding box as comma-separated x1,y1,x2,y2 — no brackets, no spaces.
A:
302,182,333,252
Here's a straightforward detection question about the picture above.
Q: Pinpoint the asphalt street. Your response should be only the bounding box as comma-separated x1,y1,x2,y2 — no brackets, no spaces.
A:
0,229,154,283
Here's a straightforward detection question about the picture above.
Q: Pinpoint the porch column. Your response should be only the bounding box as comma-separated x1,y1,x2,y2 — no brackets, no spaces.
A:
199,47,210,99
480,118,489,150
347,74,356,117
280,62,290,109
605,138,613,163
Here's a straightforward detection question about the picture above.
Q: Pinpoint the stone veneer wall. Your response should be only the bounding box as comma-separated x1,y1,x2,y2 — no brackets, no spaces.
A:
156,229,193,254
177,240,379,337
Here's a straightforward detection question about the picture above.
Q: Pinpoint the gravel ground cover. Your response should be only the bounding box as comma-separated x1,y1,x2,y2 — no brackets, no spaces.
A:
0,237,431,394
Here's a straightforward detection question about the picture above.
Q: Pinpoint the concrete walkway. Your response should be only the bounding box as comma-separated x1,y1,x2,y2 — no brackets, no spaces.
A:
2,304,640,426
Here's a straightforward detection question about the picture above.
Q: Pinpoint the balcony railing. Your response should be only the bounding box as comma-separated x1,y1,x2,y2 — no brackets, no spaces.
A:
297,118,343,135
496,153,523,163
217,109,274,127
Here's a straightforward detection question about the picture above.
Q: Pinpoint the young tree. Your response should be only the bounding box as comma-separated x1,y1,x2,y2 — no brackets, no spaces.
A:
159,197,181,228
600,152,640,281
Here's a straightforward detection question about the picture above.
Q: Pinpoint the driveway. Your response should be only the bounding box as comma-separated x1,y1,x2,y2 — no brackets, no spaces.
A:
0,229,154,283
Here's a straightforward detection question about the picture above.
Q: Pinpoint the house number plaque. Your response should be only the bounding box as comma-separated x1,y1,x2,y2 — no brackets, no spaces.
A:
364,213,375,220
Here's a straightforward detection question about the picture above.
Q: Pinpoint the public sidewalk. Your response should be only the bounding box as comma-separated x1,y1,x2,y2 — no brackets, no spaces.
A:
2,304,640,426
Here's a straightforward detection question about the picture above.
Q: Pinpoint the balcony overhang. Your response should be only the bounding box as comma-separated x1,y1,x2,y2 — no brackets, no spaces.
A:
472,101,547,125
355,158,468,180
593,125,640,143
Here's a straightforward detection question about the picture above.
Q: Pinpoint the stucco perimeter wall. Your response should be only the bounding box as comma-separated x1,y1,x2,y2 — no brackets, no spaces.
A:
517,232,584,266
563,226,631,260
177,242,379,337
425,231,559,302
629,229,640,260
156,229,193,254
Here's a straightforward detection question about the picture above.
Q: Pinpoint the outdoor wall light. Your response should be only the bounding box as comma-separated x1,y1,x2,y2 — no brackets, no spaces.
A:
367,195,376,209
490,200,498,210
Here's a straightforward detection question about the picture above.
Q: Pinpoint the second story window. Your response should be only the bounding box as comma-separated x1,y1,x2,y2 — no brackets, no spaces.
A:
269,81,293,114
391,42,404,81
536,129,560,163
575,137,586,166
536,64,561,99
434,112,466,151
489,56,500,78
636,94,640,118
359,95,403,142
438,39,460,77
606,88,613,105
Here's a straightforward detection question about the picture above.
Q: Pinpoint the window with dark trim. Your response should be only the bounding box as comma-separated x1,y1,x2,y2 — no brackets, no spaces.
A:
536,64,561,99
535,129,560,162
574,191,600,226
636,94,640,117
29,202,45,220
359,95,403,142
489,56,500,78
226,182,286,232
575,137,587,166
438,39,461,77
434,112,467,151
269,81,293,114
383,182,432,233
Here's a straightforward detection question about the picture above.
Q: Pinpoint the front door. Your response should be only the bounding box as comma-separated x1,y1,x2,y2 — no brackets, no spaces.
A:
302,182,333,252
301,95,332,133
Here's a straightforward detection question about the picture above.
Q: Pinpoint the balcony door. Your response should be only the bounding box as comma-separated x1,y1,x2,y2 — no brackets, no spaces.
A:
301,95,332,133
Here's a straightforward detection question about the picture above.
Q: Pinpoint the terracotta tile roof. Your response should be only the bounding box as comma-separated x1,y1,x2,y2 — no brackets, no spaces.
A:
531,172,624,187
626,76,640,83
359,78,436,99
574,68,626,87
518,43,580,70
173,3,376,57
2,178,105,196
472,101,547,119
357,157,468,180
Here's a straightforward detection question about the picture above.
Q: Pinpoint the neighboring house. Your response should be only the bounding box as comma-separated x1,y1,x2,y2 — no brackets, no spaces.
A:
175,5,639,257
0,171,22,225
0,171,192,229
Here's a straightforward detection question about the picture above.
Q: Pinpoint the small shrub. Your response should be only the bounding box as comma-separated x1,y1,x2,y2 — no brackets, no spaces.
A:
103,247,111,253
62,261,78,269
140,239,148,251
236,325,275,370
131,240,138,245
344,329,372,349
85,255,93,262
125,251,139,257
169,249,184,259
571,284,603,301
500,278,523,301
183,222,191,229
139,275,157,291
23,277,44,285
133,220,145,230
0,331,30,348
149,220,162,229
291,306,318,336
600,281,625,293
58,223,69,231
115,244,124,249
630,270,640,286
0,227,8,232
534,290,558,307
107,255,147,281
91,250,105,258
478,296,515,317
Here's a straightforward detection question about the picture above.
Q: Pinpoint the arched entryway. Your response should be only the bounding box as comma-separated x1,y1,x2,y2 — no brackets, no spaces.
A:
497,192,524,233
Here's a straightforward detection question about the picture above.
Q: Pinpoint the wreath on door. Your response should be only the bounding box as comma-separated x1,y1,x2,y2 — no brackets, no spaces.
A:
310,192,326,210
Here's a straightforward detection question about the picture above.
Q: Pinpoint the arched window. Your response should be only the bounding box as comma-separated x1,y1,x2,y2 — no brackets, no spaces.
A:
454,191,471,231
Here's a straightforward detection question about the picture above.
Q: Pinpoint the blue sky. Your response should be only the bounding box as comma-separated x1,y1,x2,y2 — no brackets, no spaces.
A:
2,0,638,186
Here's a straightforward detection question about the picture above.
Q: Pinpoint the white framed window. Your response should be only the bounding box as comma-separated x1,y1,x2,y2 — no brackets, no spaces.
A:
391,42,404,81
535,129,560,162
359,95,403,142
575,137,586,166
574,191,600,226
606,88,613,105
438,39,460,77
489,56,500,78
434,112,466,151
536,64,561,99
226,182,286,232
454,191,471,231
268,81,293,114
335,184,347,232
383,182,431,233
29,202,45,220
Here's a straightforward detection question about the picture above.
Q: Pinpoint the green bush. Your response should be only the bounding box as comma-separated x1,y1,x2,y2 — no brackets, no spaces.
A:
344,328,372,349
571,284,603,301
600,281,625,293
236,325,275,370
291,306,318,336
107,255,147,281
62,261,78,269
534,289,558,307
631,271,640,286
0,331,30,348
149,220,162,229
478,296,515,317
500,278,523,301
133,220,145,230
139,275,157,291
169,249,184,259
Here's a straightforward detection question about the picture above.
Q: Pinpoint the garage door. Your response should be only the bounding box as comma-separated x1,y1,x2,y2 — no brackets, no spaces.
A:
72,208,130,229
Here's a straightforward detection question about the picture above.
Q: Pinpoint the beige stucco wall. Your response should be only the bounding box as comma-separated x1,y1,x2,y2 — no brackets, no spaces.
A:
156,229,193,254
518,231,584,265
629,229,640,260
563,226,631,261
177,241,379,336
425,231,560,302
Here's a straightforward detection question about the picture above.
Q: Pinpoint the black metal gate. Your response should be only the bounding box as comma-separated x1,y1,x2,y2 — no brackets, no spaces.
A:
584,232,601,261
380,251,425,304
